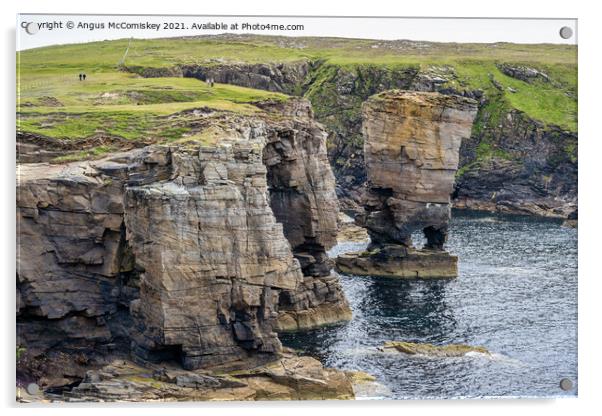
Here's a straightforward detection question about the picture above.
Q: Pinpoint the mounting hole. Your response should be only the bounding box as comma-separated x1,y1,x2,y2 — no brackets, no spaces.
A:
559,378,573,391
26,383,39,395
25,22,39,35
559,26,573,40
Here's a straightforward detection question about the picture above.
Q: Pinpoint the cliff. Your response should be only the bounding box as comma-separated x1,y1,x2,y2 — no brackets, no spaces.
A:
336,91,477,278
193,61,576,219
97,35,576,219
17,101,351,390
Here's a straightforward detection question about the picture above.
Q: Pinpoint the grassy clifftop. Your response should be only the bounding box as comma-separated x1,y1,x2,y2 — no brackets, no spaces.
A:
18,71,285,141
17,35,577,216
19,35,576,134
19,34,576,67
18,38,295,144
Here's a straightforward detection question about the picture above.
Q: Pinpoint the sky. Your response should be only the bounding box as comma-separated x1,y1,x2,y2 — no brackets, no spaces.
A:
16,14,577,51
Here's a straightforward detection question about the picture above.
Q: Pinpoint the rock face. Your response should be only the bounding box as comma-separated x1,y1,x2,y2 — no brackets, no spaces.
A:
16,161,136,357
496,63,551,84
455,113,577,218
123,143,301,369
17,101,351,380
181,62,310,95
262,99,339,277
337,213,370,243
335,91,477,279
126,61,310,95
260,100,351,330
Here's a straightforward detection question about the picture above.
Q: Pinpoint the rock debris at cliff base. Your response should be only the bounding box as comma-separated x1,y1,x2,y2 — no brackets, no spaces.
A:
18,350,357,402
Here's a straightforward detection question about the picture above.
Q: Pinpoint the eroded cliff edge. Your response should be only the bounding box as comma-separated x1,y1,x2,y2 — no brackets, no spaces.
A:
16,99,352,394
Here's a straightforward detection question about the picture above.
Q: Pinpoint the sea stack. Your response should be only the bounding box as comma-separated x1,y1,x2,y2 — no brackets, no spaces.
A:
336,91,478,279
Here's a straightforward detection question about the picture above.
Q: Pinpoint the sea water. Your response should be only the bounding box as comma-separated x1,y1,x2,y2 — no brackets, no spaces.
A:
280,210,578,399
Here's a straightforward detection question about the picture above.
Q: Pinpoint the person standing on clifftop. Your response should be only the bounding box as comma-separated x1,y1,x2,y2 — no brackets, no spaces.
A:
82,73,87,81
78,73,82,81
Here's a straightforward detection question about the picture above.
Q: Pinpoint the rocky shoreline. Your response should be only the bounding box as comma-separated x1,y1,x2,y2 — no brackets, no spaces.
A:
18,349,360,402
17,99,353,400
16,81,575,402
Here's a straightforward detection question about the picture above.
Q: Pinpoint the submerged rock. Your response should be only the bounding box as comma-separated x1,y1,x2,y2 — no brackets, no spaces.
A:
336,91,477,279
382,341,490,357
343,370,391,399
562,209,578,228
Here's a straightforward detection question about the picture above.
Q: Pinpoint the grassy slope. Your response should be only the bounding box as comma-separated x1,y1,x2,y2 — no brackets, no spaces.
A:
17,35,577,147
18,52,287,142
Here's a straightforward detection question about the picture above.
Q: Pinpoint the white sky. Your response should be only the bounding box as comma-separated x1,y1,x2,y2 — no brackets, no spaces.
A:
17,14,577,51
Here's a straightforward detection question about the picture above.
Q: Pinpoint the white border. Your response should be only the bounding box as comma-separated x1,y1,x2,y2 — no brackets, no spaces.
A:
3,1,600,415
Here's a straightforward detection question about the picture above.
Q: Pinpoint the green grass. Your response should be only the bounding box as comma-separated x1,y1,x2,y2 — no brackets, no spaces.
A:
17,34,577,147
475,141,513,161
449,61,576,131
17,70,287,141
50,145,116,163
18,36,576,70
18,71,286,108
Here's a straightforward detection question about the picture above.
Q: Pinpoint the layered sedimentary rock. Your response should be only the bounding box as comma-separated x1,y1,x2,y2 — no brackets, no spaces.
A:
16,161,135,358
454,114,577,218
126,60,310,95
17,101,350,382
123,142,302,369
259,100,351,330
152,41,575,219
336,91,477,279
261,99,339,277
180,61,310,95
